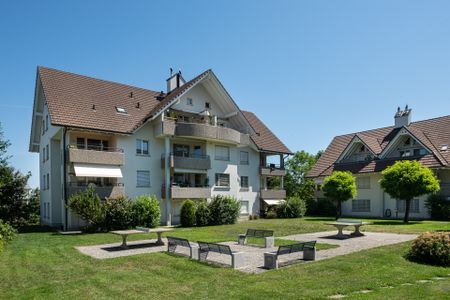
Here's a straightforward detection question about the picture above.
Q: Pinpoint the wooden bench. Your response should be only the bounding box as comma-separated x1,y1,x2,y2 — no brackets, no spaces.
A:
325,219,372,239
110,227,173,249
197,241,245,269
264,241,316,269
238,229,275,248
167,236,198,259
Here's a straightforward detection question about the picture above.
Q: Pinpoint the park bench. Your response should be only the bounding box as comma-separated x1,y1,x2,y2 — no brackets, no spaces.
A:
110,227,173,249
167,236,198,259
264,241,316,269
325,219,372,239
238,229,275,248
197,241,245,269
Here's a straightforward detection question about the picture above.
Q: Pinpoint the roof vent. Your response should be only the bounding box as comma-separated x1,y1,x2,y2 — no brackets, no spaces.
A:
394,105,412,128
116,107,127,114
441,144,448,151
156,91,165,101
136,102,140,109
129,92,133,98
92,104,96,110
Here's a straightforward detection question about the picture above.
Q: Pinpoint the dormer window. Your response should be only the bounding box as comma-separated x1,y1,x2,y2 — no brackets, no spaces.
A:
359,145,366,152
116,107,127,114
205,102,211,109
404,137,411,146
186,98,193,106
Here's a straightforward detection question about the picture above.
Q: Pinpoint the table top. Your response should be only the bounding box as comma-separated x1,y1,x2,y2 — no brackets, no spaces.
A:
326,221,371,226
111,228,174,235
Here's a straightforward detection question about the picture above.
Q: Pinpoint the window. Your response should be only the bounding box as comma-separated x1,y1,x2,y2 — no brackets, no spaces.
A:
43,175,46,190
76,138,85,149
413,148,427,156
400,150,411,157
42,147,46,163
240,176,249,188
116,107,127,113
397,199,420,213
357,177,370,189
240,151,249,165
42,120,45,135
174,144,190,157
352,199,371,212
136,139,149,155
137,170,150,187
45,115,49,131
205,102,211,109
215,173,230,187
186,98,193,106
240,201,249,215
215,145,230,161
46,144,49,161
46,203,50,219
193,145,202,158
46,173,50,190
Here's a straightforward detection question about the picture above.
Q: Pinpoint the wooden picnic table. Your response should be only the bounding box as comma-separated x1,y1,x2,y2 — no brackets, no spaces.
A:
110,227,173,249
325,219,372,239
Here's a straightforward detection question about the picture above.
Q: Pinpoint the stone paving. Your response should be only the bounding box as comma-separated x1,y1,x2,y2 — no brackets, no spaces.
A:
76,231,417,273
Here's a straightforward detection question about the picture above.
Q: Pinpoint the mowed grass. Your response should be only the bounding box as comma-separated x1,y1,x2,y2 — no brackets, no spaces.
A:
0,218,449,299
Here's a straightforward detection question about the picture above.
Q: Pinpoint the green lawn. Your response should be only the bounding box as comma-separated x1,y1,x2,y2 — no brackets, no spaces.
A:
0,218,448,299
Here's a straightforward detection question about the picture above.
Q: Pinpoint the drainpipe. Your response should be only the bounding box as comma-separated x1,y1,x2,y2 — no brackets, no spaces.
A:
63,127,68,231
164,136,171,226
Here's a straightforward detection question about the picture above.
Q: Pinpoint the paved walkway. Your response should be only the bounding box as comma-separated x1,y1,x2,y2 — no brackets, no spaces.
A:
76,231,417,273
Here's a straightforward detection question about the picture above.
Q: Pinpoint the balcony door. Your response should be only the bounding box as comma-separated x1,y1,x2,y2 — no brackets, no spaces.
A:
173,144,190,157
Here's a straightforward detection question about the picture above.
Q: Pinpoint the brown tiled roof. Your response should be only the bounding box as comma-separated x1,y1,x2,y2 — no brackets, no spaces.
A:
242,111,292,154
308,115,450,178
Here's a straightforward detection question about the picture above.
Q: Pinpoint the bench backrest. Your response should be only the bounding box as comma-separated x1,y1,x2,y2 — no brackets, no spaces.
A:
276,241,316,256
337,219,362,224
167,236,191,248
246,229,274,238
198,241,232,255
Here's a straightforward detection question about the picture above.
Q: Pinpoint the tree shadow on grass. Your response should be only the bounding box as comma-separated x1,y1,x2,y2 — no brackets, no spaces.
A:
18,225,56,233
370,221,423,226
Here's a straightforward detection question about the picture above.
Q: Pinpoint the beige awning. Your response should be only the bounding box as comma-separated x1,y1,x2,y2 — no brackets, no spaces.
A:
74,164,123,178
263,199,286,206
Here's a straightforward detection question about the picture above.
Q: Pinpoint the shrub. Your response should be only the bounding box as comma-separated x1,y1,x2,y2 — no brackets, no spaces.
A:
208,195,240,225
265,210,277,219
103,196,134,230
195,200,210,226
133,195,161,228
0,220,16,251
276,196,307,218
180,199,197,227
67,185,104,230
425,194,450,220
406,232,450,266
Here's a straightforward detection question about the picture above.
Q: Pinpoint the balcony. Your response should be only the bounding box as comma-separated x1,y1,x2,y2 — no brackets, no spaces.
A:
260,163,286,176
68,146,124,165
161,153,211,170
161,185,211,199
67,183,125,199
260,189,286,199
156,120,249,145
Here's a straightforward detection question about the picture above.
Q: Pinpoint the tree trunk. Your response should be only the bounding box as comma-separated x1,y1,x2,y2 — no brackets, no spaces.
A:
336,201,341,220
403,199,411,224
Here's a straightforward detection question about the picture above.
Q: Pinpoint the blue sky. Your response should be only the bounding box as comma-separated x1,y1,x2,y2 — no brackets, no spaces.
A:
1,0,450,188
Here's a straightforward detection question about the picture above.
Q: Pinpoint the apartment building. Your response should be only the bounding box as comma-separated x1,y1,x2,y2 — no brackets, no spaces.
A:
307,106,450,219
29,67,292,230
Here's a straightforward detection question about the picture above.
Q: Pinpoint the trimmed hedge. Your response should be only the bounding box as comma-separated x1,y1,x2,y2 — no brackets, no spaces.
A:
180,200,196,227
195,200,210,226
133,195,161,228
103,196,134,231
208,195,240,225
406,232,450,266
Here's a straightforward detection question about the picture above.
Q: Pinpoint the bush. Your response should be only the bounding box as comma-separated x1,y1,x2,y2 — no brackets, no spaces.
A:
276,196,307,218
425,194,450,220
103,196,134,231
133,195,161,228
0,220,17,252
208,195,240,225
180,199,197,227
406,232,450,266
306,198,336,216
67,185,104,230
265,210,277,219
195,200,210,226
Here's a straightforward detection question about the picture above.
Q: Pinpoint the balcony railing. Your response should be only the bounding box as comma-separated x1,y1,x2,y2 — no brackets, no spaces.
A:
260,189,286,200
161,184,211,199
67,145,124,165
67,183,125,199
160,153,211,170
260,163,286,176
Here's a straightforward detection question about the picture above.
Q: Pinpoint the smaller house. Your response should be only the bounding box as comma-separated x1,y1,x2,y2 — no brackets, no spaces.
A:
307,106,450,219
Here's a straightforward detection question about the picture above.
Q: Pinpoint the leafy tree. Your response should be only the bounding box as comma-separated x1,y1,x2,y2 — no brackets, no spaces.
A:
0,123,11,165
380,161,440,223
322,171,357,219
180,199,196,227
67,185,104,230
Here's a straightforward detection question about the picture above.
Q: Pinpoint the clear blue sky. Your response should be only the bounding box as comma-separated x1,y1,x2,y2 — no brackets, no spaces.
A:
1,1,450,188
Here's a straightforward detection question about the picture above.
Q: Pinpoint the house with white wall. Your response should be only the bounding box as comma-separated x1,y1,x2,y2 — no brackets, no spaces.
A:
307,107,450,219
29,67,291,230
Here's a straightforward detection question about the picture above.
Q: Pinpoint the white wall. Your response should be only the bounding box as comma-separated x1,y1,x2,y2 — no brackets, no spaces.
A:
172,84,226,117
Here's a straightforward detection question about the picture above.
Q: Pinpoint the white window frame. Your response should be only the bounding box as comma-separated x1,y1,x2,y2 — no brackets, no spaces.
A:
136,170,151,187
352,199,371,212
215,145,230,161
186,97,193,106
136,139,149,155
240,151,249,165
240,200,249,215
215,173,230,187
356,177,370,189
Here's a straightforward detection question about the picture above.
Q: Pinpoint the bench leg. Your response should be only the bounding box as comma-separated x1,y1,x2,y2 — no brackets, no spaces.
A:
156,232,164,245
198,250,208,262
120,235,128,249
264,236,275,248
335,225,347,239
238,235,246,245
351,225,364,237
303,247,316,261
231,252,246,269
264,253,278,269
190,245,199,260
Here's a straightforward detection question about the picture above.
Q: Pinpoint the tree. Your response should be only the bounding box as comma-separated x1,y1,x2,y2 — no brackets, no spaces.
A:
380,161,440,223
322,171,357,219
0,123,11,165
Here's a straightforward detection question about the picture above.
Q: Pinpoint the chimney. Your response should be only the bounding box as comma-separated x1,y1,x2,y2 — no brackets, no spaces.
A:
166,69,186,93
394,105,412,128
